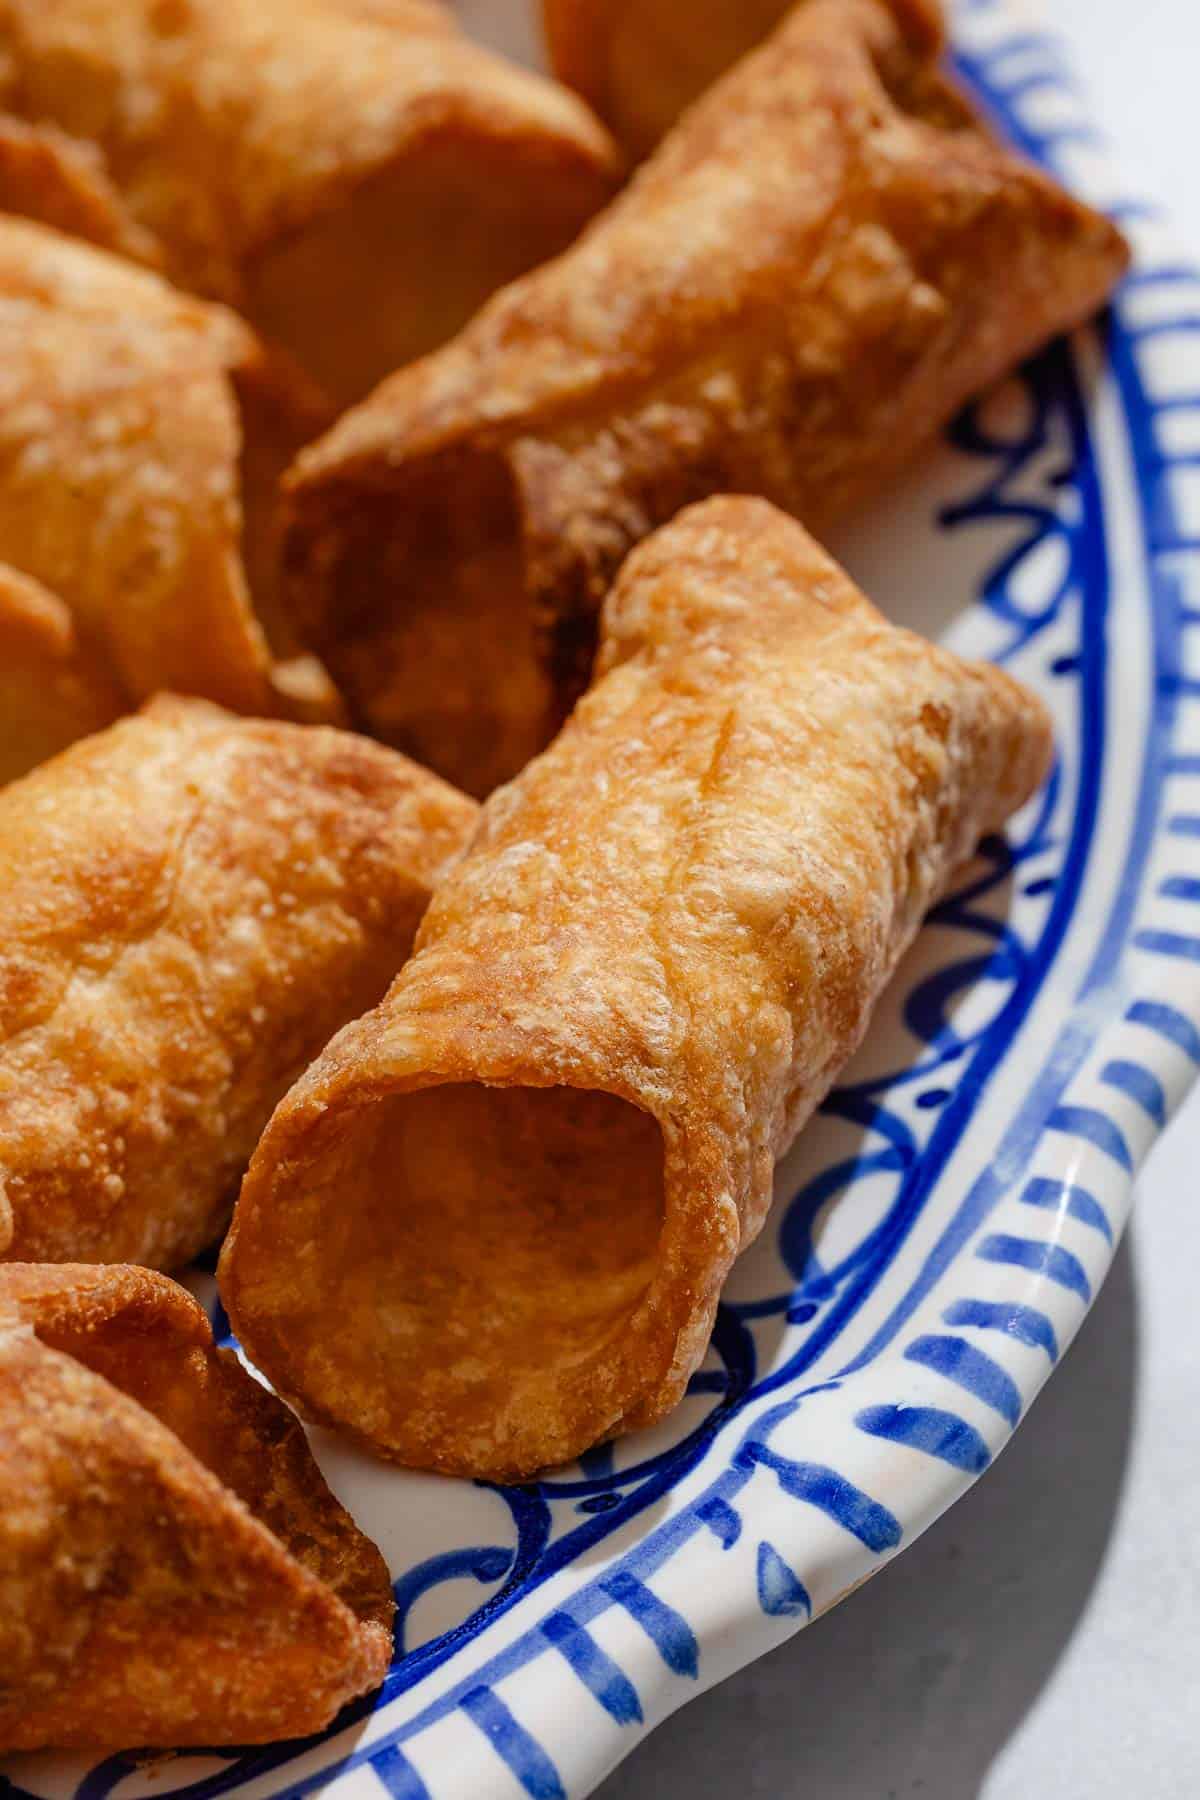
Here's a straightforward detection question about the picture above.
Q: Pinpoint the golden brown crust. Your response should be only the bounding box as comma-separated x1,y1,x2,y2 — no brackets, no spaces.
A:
0,215,332,723
0,0,620,402
0,116,163,259
0,1262,392,1750
282,0,1127,796
221,496,1054,1480
542,0,947,158
0,696,478,1270
0,564,124,785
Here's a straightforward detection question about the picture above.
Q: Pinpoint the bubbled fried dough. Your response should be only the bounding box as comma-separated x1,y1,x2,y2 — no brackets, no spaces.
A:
0,216,333,726
0,0,621,405
0,698,477,1270
281,0,1125,797
220,497,1054,1481
0,1263,392,1750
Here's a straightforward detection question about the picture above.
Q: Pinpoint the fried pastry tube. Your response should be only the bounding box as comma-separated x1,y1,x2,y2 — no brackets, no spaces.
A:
0,565,124,785
0,1262,392,1750
0,216,335,731
221,497,1054,1480
0,697,477,1270
0,0,620,406
282,0,1125,797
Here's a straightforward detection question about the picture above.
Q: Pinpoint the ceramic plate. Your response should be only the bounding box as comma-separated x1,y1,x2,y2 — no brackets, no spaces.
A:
10,3,1200,1797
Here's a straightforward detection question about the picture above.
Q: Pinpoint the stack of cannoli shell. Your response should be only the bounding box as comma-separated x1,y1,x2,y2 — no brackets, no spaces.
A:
0,0,1127,1759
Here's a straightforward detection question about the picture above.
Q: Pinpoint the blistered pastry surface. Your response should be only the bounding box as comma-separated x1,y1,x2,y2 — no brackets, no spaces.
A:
0,697,477,1270
224,498,1052,1478
0,1261,392,1749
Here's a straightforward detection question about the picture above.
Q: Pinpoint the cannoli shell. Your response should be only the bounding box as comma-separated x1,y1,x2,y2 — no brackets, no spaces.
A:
0,1261,392,1750
282,0,1125,796
221,496,1054,1480
0,215,330,720
0,696,477,1269
0,0,621,403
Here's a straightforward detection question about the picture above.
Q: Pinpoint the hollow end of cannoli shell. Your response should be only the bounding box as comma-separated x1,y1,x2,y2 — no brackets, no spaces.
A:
241,115,621,411
220,1053,731,1483
280,441,559,797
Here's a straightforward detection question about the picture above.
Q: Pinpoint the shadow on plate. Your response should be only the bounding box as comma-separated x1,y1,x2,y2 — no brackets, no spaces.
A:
596,1231,1139,1800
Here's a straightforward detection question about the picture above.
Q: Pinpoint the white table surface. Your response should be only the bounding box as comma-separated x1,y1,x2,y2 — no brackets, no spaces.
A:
598,4,1200,1796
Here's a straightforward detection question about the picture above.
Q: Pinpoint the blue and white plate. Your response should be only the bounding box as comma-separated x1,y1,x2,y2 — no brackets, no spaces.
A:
10,3,1200,1796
